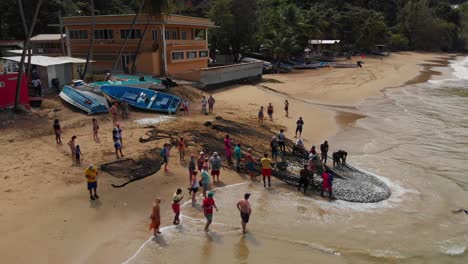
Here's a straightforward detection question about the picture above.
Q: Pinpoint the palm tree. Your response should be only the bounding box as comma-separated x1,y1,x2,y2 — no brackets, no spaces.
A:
80,0,95,80
263,30,302,69
15,0,43,110
112,0,171,73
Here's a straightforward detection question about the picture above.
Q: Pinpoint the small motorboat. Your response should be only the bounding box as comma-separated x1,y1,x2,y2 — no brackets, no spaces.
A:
59,85,109,114
101,85,181,114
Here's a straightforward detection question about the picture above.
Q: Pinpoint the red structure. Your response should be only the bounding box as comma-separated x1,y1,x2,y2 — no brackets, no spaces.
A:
0,73,30,109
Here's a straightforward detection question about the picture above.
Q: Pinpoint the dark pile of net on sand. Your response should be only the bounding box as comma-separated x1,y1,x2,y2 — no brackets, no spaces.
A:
101,149,163,188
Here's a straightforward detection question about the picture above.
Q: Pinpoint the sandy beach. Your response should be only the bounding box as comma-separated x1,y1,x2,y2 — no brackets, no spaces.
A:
0,52,456,264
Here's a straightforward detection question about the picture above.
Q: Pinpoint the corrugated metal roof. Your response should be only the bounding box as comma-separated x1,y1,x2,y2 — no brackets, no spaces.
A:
1,55,89,67
30,34,66,41
309,40,341,45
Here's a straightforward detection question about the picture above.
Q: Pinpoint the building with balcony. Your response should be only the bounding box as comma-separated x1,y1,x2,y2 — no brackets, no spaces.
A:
62,14,215,76
30,34,67,56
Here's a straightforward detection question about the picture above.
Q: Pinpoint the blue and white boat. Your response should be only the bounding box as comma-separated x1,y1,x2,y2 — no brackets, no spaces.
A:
101,85,181,114
59,85,109,114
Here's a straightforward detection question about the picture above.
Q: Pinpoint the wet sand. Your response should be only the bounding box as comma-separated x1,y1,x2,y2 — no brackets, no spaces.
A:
0,52,453,263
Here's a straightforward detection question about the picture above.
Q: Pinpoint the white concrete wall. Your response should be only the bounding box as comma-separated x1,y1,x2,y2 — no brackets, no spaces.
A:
199,62,262,88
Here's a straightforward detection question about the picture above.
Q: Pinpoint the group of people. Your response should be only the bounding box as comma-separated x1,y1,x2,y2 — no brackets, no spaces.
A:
257,100,290,125
180,95,216,116
149,189,252,236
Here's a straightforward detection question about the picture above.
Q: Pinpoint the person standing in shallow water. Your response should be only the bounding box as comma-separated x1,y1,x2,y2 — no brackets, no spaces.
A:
203,192,218,232
298,165,310,194
209,152,222,182
234,143,242,172
172,189,183,225
53,119,62,144
237,193,252,234
149,198,161,236
261,153,274,188
321,168,333,200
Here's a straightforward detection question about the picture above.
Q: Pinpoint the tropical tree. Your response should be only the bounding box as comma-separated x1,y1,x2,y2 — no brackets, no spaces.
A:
262,30,302,67
81,0,95,80
15,0,43,110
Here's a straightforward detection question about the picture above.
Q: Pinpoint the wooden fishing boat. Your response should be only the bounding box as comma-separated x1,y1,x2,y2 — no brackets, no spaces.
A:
59,85,109,114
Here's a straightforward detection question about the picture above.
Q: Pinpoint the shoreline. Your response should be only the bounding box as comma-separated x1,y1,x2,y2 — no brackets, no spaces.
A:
0,52,455,264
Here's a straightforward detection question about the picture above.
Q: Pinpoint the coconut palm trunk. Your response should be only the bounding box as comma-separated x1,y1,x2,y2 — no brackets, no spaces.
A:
81,0,95,80
15,0,43,110
130,17,150,74
112,0,146,73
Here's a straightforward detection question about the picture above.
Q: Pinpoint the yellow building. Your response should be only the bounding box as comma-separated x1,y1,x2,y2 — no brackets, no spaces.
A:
63,14,215,76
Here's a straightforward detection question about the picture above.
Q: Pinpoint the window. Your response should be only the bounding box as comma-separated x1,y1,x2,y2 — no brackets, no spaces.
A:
187,51,197,59
165,30,177,40
69,30,88,40
172,52,184,60
94,29,113,39
181,31,187,40
152,30,158,41
120,29,142,39
194,29,206,40
199,50,208,58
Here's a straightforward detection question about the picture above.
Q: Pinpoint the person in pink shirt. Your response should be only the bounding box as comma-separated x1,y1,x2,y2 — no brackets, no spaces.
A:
321,168,333,200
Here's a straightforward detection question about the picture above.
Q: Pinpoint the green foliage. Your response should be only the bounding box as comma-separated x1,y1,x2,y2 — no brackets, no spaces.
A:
389,33,409,50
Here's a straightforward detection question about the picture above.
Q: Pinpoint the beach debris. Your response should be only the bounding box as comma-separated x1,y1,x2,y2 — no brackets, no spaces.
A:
134,116,175,126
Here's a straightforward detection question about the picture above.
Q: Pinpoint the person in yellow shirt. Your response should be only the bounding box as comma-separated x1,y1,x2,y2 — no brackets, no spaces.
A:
260,153,274,188
85,164,99,200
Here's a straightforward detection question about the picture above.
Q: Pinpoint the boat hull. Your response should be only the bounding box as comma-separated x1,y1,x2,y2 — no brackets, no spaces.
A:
101,85,180,114
59,86,109,114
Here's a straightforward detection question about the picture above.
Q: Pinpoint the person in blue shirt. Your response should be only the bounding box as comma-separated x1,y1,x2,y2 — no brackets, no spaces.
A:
234,143,242,172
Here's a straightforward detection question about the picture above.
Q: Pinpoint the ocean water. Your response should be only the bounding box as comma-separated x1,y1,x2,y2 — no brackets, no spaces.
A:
123,58,468,264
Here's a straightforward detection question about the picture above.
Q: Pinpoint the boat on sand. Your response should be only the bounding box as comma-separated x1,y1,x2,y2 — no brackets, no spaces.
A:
101,85,181,114
59,85,109,114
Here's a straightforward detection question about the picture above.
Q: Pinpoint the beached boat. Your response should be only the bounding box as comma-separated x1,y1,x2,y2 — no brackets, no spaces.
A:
293,61,329,69
101,85,181,114
59,85,109,114
332,61,363,68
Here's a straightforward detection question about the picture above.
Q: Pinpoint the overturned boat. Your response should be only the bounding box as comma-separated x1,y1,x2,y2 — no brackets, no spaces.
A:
59,85,109,114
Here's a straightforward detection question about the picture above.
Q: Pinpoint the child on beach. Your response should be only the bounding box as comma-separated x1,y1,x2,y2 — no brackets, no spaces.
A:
234,143,242,172
267,103,274,121
75,145,82,165
68,136,77,158
177,137,186,161
114,139,124,159
190,172,199,205
201,96,208,115
172,189,183,225
149,198,161,236
92,118,99,141
110,103,119,126
53,119,62,144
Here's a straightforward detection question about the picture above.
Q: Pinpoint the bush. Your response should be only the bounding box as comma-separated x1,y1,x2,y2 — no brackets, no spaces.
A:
389,33,409,51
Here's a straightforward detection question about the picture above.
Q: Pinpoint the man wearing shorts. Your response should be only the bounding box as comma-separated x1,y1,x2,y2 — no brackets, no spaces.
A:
295,117,304,138
85,164,99,200
260,153,273,188
278,129,286,153
203,192,218,232
209,152,222,182
237,193,252,234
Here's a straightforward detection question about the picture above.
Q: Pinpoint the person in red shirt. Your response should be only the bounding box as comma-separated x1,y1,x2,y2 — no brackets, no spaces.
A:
202,192,218,232
321,169,333,200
